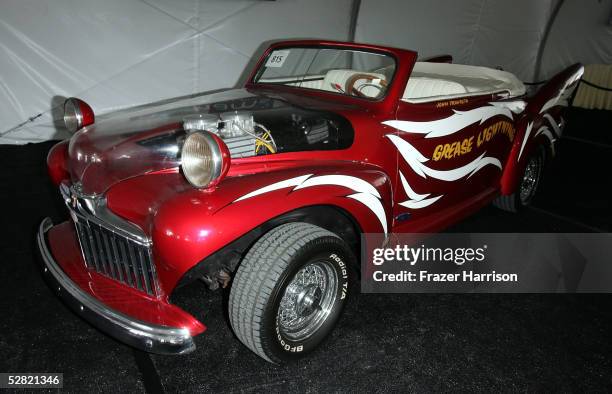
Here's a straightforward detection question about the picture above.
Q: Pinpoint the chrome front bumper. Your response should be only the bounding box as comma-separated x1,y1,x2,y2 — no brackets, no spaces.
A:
37,217,195,355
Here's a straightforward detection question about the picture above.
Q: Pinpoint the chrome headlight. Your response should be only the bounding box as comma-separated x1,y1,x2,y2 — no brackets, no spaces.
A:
181,131,225,188
64,97,95,134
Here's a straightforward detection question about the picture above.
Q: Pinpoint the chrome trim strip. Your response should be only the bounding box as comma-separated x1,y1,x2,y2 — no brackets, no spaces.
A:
37,217,196,355
64,98,84,133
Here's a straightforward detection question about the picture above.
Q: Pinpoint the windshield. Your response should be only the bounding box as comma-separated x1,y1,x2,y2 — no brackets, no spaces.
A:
254,47,396,99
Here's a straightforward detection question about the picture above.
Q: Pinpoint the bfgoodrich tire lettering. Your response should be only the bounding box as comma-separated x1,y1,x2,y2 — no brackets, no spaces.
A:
229,222,353,363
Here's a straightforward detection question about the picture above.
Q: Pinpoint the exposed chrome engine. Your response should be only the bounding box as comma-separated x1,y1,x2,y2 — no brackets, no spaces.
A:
183,111,269,158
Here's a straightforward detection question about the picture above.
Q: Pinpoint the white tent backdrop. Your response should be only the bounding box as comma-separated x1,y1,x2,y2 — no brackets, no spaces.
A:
356,0,552,81
540,0,612,78
0,0,354,144
0,0,610,144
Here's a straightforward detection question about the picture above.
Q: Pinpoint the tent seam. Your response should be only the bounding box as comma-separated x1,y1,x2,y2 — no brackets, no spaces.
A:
468,0,487,65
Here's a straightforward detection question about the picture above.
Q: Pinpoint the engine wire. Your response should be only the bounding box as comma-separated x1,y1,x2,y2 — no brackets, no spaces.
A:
227,120,277,154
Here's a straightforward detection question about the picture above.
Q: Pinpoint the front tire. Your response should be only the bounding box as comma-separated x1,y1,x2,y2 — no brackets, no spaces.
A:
229,222,353,364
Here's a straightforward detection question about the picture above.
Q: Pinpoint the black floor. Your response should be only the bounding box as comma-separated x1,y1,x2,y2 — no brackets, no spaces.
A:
0,109,611,392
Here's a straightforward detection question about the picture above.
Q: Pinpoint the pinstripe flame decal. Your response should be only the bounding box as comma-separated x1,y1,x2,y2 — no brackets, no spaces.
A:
398,172,442,209
539,69,583,114
381,103,515,209
518,122,534,161
385,134,502,210
233,174,387,233
382,102,523,139
386,134,502,181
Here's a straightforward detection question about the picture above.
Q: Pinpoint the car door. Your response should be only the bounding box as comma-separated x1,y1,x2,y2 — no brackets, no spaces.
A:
386,97,514,232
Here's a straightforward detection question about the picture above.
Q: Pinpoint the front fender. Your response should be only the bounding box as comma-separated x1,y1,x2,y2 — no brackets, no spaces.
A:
148,161,392,292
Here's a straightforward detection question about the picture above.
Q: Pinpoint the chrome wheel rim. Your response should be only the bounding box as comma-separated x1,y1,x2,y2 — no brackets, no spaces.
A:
520,155,542,204
277,261,338,341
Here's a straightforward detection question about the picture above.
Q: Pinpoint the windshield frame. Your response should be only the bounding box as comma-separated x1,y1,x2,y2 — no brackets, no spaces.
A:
250,44,399,102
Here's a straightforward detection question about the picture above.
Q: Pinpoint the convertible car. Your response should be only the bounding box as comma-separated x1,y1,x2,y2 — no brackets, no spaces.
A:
38,40,583,363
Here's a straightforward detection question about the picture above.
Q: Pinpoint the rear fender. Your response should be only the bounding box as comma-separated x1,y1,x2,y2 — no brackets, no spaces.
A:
499,64,584,195
499,117,548,195
526,63,584,117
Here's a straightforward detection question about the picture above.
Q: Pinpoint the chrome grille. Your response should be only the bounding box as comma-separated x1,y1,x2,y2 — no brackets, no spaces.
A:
72,215,159,297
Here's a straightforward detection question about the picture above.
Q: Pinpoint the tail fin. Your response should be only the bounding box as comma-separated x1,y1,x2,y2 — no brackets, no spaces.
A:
499,64,583,196
526,63,584,116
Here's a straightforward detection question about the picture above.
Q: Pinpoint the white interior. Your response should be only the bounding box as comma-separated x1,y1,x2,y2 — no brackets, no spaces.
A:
403,62,526,102
260,69,387,98
262,63,526,102
321,70,386,97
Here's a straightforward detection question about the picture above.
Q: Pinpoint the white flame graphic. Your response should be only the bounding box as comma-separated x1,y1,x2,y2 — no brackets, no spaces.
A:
382,102,523,139
233,174,387,233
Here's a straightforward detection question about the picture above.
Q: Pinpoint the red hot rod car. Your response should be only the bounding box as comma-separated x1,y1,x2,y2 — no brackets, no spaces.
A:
39,40,583,363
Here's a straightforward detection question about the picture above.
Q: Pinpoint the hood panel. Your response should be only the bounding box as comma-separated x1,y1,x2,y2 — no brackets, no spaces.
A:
68,89,354,195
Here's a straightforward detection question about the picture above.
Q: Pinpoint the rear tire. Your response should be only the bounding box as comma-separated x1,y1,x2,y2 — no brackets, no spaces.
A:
229,222,354,364
494,146,545,213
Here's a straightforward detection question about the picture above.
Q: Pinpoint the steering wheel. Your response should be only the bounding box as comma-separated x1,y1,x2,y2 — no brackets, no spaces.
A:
345,73,388,98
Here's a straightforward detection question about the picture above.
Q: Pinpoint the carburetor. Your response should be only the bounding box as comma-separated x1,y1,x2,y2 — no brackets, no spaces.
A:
183,112,257,158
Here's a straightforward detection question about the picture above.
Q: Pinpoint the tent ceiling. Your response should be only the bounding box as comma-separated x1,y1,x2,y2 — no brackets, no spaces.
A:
0,0,609,144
